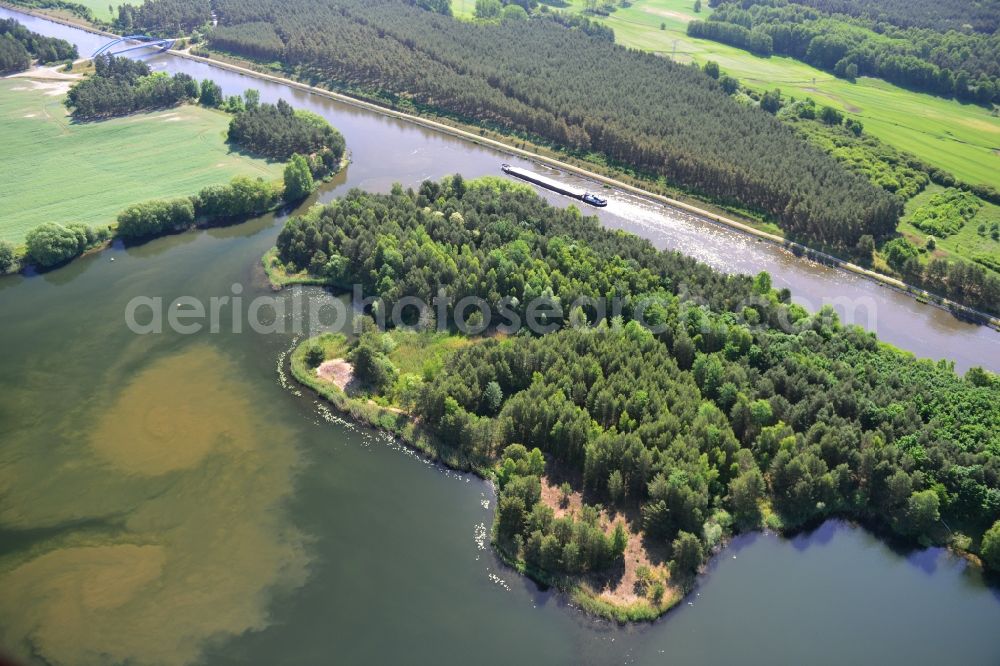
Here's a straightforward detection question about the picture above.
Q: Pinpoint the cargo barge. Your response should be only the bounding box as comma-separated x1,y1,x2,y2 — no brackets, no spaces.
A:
501,164,607,207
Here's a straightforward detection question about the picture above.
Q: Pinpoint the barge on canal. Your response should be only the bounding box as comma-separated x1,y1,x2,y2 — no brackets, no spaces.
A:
501,164,607,207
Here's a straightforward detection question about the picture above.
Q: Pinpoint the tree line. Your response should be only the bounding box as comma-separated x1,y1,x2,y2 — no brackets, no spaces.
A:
406,0,451,15
104,91,347,238
693,1,1000,104
115,175,281,238
687,17,775,56
201,0,899,251
881,237,1000,316
778,101,1000,315
276,176,754,320
16,167,314,269
539,8,615,41
280,177,1000,580
779,102,930,200
764,0,1000,34
5,173,282,270
0,18,76,73
0,33,31,74
20,223,112,268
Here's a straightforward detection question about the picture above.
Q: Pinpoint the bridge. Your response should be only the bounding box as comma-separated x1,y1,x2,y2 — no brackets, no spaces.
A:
92,35,176,58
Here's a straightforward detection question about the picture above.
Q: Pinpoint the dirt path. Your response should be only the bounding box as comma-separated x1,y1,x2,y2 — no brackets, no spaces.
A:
6,63,80,82
642,6,695,22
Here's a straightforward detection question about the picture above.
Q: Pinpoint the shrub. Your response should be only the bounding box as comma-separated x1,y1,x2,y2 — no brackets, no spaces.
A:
982,520,1000,572
909,189,982,238
855,234,875,262
0,240,17,273
819,106,843,125
348,334,399,393
283,153,314,202
25,223,84,267
502,4,527,21
305,344,325,368
195,176,280,220
882,237,919,271
670,531,704,580
559,481,572,508
760,88,782,113
719,75,739,94
117,197,195,238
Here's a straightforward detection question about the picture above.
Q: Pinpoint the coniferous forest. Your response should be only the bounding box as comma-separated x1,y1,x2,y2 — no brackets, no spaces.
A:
114,0,212,36
201,0,900,251
275,177,1000,583
227,99,346,164
65,55,199,118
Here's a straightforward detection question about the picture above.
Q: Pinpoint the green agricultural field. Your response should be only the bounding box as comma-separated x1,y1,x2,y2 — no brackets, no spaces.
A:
451,0,475,19
898,184,1000,273
68,0,132,22
0,76,282,244
495,0,1000,189
17,0,135,22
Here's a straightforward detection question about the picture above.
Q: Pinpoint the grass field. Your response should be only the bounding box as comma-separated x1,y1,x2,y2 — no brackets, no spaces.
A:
10,0,133,23
0,75,282,244
898,184,1000,269
384,329,478,378
71,0,131,22
457,0,999,189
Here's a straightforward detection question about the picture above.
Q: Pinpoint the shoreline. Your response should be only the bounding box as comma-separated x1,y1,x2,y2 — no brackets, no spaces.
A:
2,1,996,331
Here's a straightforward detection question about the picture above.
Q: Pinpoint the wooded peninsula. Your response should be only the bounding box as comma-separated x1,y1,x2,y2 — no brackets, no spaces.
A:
270,176,1000,619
